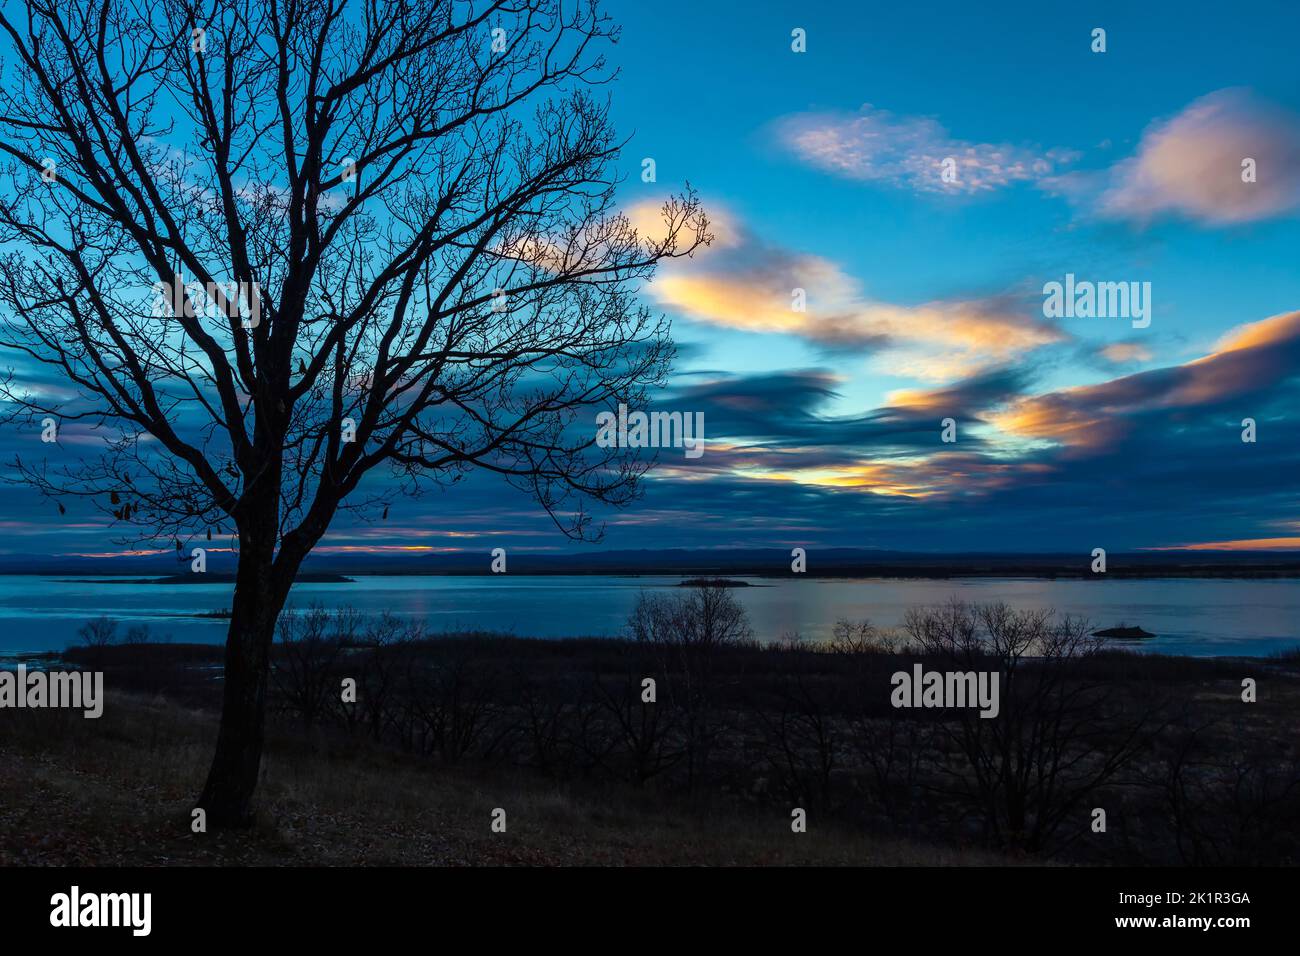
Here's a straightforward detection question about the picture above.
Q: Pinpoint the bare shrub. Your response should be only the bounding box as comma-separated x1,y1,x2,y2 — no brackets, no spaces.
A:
753,669,843,810
827,618,911,654
628,585,753,651
593,669,683,787
627,585,752,790
515,672,586,777
903,600,1160,853
849,706,931,831
123,624,152,645
1152,715,1300,864
271,604,349,731
344,613,421,739
401,641,512,764
76,616,119,648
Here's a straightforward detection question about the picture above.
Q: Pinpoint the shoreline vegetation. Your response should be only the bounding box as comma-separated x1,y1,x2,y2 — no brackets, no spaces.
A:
5,590,1298,866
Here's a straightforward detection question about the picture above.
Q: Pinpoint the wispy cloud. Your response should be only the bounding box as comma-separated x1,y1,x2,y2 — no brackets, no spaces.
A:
771,104,1077,194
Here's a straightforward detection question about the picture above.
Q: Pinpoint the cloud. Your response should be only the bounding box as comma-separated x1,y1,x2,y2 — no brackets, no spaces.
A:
1150,537,1300,551
991,309,1300,452
1098,342,1154,364
772,104,1077,195
770,91,1300,226
635,305,1300,550
300,305,1300,553
652,365,1039,503
1096,89,1300,225
625,201,742,252
883,366,1036,415
629,201,1066,381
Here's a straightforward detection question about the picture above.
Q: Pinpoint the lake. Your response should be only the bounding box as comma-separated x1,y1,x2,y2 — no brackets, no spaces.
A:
0,574,1297,658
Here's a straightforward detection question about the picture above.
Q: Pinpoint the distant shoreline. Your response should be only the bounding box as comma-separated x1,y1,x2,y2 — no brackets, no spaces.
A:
51,572,355,585
6,547,1300,581
25,565,1300,581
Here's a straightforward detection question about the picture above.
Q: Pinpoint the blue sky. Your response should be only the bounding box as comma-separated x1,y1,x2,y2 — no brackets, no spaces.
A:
579,0,1300,553
2,0,1299,559
607,0,1300,396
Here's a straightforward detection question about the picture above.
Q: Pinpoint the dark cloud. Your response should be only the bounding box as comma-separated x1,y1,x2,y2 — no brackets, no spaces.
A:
3,313,1299,556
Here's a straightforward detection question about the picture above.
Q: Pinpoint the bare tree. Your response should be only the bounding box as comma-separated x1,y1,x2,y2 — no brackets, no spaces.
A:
628,585,751,789
753,666,841,811
269,602,349,731
1149,712,1300,865
76,614,120,648
0,0,708,825
905,601,1159,852
627,585,752,652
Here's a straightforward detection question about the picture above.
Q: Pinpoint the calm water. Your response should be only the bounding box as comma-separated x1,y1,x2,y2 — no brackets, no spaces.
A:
0,574,1296,658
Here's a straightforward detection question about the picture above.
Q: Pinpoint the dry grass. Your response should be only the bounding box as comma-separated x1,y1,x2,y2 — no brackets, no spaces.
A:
0,691,1014,866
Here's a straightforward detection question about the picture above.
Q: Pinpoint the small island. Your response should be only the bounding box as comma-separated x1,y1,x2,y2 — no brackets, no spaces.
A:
1093,625,1156,639
676,577,750,588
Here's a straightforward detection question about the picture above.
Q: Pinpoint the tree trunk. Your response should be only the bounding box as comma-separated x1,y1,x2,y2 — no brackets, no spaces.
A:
197,535,286,828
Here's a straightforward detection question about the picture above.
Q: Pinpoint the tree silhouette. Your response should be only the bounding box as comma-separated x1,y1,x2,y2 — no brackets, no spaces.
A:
0,0,707,825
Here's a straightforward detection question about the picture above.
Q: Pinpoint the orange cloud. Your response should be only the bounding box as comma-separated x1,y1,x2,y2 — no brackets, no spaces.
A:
1100,342,1153,364
624,199,740,251
1150,537,1300,551
990,309,1300,450
636,203,1064,381
1206,308,1300,355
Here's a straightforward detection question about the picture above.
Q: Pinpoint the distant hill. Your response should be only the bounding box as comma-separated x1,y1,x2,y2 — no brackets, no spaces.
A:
59,572,355,585
2,547,1299,579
